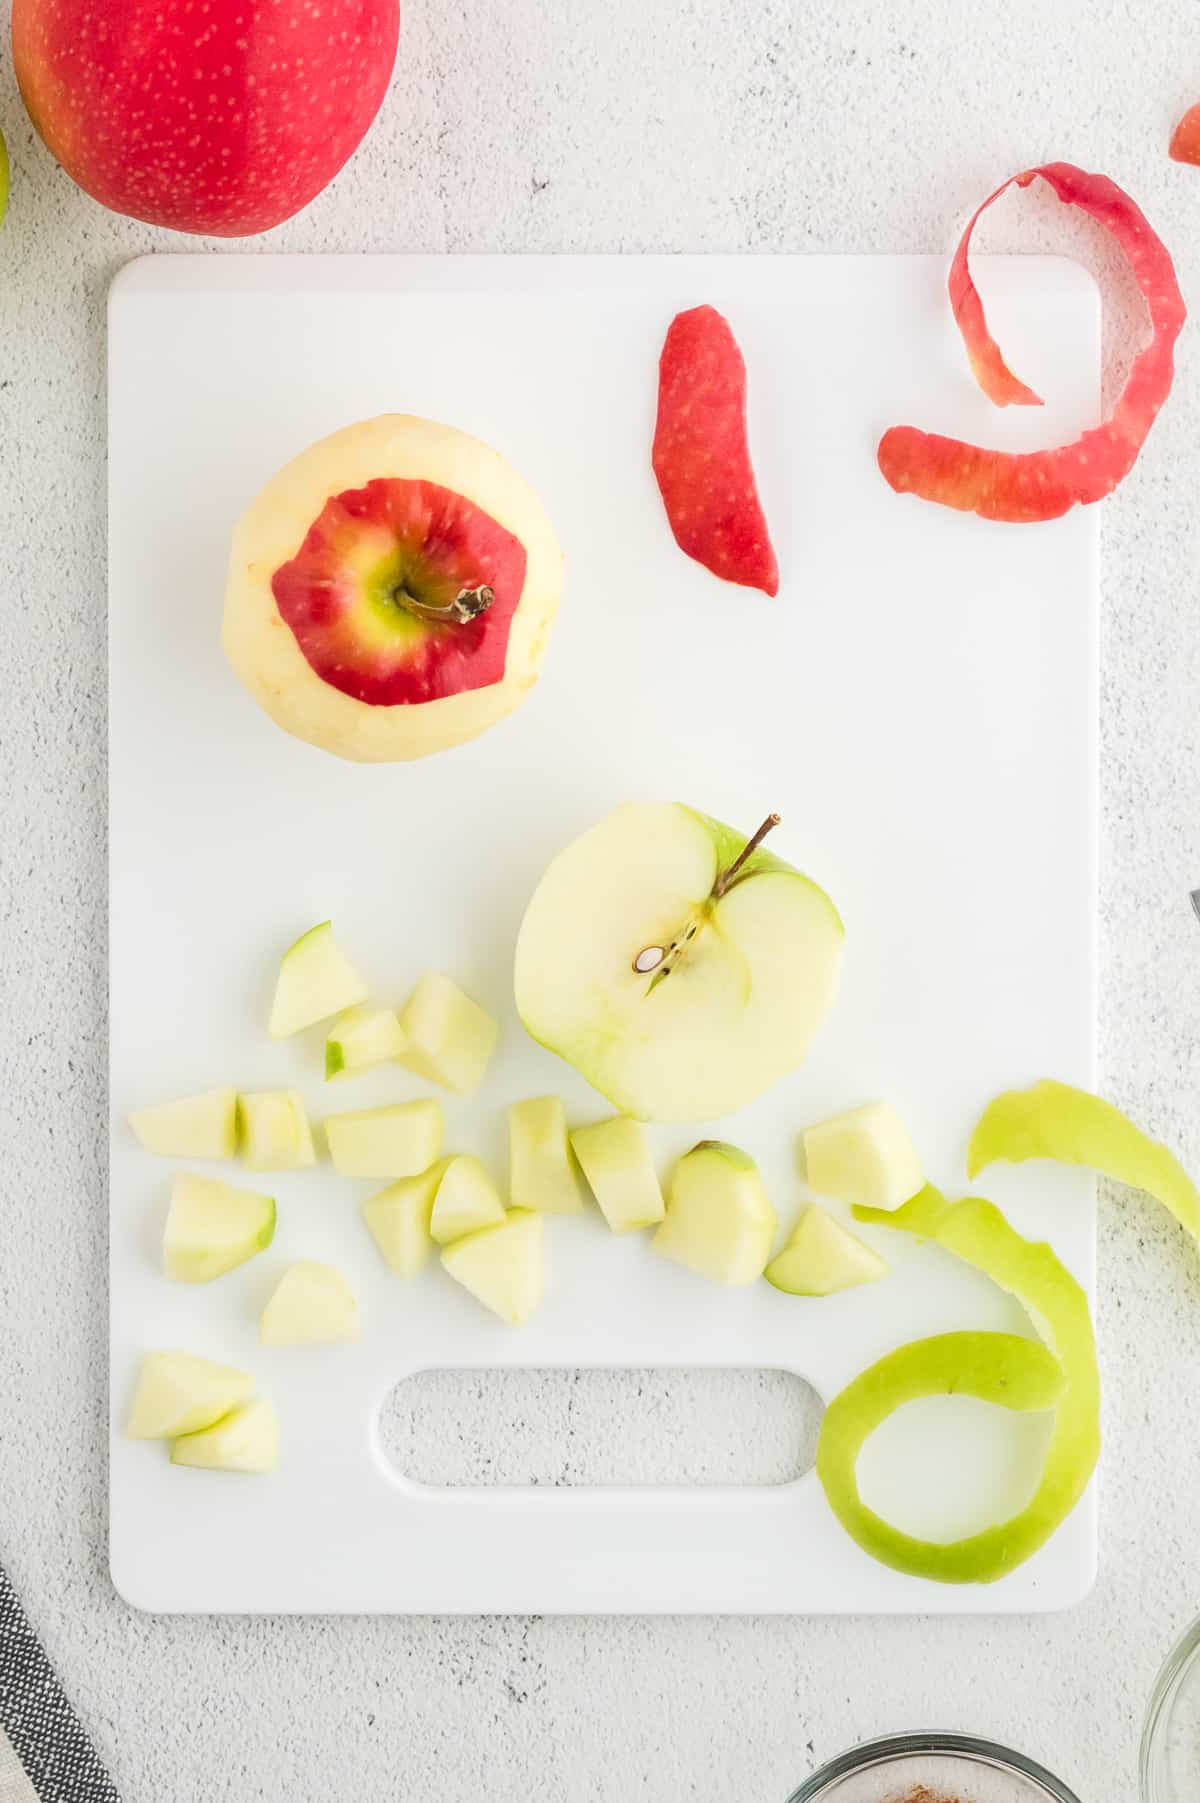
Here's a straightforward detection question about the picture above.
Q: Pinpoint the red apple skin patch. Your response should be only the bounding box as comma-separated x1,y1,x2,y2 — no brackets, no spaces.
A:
1170,105,1200,166
652,305,780,595
878,163,1186,523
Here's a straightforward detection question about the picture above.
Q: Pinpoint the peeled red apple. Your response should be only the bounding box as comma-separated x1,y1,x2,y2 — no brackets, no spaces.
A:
12,0,399,237
514,803,843,1121
223,416,563,762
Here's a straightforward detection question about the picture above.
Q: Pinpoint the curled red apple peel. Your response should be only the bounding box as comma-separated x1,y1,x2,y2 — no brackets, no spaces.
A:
879,163,1187,522
1171,105,1200,167
652,306,780,595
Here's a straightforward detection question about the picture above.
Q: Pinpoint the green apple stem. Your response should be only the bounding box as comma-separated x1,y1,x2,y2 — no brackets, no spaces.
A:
637,812,781,994
713,812,781,898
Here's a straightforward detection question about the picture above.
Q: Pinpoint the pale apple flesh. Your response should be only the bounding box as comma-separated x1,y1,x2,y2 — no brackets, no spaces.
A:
129,1087,238,1160
440,1209,544,1325
326,1006,407,1080
127,1351,253,1439
570,1116,666,1233
764,1205,887,1296
361,1161,451,1277
653,1141,778,1284
514,803,844,1122
269,921,368,1039
509,1095,585,1214
398,972,499,1094
171,1400,279,1474
237,1090,315,1172
324,1100,444,1178
163,1174,276,1283
803,1101,924,1213
223,416,563,763
430,1155,507,1245
260,1262,360,1345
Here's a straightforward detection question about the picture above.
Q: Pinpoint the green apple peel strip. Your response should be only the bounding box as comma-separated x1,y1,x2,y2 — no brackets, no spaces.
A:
816,1194,1100,1583
968,1078,1200,1241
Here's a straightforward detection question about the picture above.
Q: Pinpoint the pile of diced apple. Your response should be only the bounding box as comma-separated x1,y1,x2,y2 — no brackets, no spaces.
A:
127,918,932,1474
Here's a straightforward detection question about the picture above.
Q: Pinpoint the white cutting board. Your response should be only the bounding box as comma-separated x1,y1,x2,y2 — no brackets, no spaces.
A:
109,253,1098,1614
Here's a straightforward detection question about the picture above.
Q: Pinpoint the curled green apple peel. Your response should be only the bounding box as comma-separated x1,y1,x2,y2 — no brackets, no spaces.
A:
818,1192,1099,1584
968,1078,1200,1241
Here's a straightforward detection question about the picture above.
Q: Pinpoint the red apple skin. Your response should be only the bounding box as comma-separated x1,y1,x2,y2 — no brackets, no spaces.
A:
12,0,400,236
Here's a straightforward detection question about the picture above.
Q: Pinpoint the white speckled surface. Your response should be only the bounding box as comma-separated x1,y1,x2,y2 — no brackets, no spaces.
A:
1,0,1199,1796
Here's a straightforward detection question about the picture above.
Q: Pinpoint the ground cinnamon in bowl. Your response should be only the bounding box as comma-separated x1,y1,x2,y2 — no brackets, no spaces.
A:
785,1734,1080,1803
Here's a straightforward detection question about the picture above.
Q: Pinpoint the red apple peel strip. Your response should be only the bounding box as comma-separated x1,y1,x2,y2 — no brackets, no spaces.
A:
1171,105,1200,167
879,163,1187,522
652,305,780,596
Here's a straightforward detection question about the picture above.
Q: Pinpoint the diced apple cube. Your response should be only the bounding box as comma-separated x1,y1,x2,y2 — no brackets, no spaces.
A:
260,1261,360,1345
570,1116,665,1233
361,1160,451,1277
325,1005,407,1079
764,1205,887,1296
653,1141,776,1285
803,1101,923,1212
269,920,368,1038
163,1173,276,1283
171,1399,279,1474
126,1351,253,1439
398,972,498,1094
508,1095,584,1214
238,1090,315,1171
440,1209,544,1324
430,1154,506,1245
128,1087,238,1160
324,1099,443,1177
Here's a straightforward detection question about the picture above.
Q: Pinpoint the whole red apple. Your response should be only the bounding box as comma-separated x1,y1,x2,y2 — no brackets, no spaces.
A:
12,0,400,236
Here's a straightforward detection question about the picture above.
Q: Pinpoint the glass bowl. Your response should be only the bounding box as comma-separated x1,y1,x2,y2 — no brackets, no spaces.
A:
787,1732,1082,1803
1141,1616,1200,1801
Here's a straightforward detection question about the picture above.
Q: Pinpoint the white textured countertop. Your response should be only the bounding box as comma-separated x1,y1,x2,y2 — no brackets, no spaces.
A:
2,1,1200,1797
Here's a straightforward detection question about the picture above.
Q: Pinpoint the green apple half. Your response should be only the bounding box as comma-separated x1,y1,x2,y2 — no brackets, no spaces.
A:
514,803,843,1122
819,1191,1100,1584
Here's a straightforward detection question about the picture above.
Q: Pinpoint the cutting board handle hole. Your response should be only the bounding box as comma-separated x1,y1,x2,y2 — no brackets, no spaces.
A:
378,1366,822,1488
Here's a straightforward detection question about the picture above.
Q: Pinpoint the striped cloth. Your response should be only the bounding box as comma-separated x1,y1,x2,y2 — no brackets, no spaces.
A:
0,1565,119,1802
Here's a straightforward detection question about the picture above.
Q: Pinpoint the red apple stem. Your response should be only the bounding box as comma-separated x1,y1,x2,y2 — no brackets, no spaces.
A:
399,584,495,626
713,812,781,898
